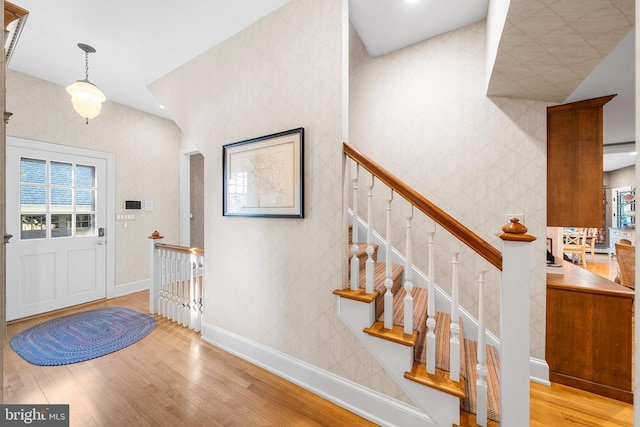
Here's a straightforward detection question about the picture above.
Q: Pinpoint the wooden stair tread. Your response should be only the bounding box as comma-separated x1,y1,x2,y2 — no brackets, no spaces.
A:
375,287,467,378
417,311,466,377
332,287,379,304
335,260,404,320
363,321,418,347
404,362,465,399
460,340,501,423
352,262,403,293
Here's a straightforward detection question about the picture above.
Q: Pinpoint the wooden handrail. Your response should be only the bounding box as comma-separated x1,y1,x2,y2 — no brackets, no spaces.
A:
344,142,503,271
155,243,204,256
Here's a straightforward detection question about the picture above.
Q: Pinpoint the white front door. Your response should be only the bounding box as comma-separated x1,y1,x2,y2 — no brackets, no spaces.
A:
6,142,108,321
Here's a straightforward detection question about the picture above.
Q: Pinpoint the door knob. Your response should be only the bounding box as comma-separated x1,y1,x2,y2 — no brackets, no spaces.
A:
4,234,13,244
97,240,106,245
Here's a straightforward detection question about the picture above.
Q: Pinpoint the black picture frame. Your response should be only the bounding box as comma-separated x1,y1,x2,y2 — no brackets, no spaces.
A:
223,128,304,218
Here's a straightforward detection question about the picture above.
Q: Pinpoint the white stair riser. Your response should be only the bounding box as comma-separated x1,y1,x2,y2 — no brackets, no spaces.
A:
338,296,460,427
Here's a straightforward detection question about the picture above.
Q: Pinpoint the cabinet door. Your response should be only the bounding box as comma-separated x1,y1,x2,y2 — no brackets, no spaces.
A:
547,95,614,227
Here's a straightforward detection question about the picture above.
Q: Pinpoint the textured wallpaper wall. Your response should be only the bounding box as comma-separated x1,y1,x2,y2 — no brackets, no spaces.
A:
349,21,549,359
149,0,411,402
6,70,182,287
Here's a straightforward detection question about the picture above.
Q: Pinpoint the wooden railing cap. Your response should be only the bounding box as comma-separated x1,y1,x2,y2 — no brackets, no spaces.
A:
498,218,536,242
344,142,504,270
156,243,204,256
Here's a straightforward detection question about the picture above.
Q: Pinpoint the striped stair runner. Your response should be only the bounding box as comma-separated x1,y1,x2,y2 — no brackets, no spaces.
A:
337,227,501,423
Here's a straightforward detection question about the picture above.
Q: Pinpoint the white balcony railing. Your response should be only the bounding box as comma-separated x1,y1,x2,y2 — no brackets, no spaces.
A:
149,231,204,331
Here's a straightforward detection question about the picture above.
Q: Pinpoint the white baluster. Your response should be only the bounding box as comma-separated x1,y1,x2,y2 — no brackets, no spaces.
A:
403,204,414,335
189,260,197,329
165,251,172,319
176,254,182,325
425,221,437,374
182,253,190,327
384,188,394,330
350,162,360,291
450,242,461,382
160,249,168,317
171,252,178,322
195,258,204,332
157,249,164,317
365,173,375,294
177,254,184,324
476,267,489,427
167,252,173,321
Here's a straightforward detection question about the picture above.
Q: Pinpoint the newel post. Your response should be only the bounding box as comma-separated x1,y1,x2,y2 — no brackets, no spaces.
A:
149,230,164,314
498,218,536,427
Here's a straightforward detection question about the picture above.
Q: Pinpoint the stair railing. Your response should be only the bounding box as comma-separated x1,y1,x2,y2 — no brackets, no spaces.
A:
342,142,535,427
149,231,204,332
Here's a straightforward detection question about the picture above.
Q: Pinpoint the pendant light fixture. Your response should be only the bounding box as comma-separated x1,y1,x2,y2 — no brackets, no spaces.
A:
66,43,106,124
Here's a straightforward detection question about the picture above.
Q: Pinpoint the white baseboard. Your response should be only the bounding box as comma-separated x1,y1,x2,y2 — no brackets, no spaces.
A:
201,322,436,427
113,279,149,298
529,357,550,386
201,322,551,425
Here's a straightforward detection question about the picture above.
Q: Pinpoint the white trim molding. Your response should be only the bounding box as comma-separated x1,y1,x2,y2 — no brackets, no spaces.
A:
529,357,551,386
113,279,149,299
201,322,436,427
179,146,199,247
201,322,550,426
202,322,551,427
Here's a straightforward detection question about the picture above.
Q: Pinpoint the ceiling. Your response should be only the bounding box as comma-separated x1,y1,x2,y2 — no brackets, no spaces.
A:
6,0,636,171
7,0,291,119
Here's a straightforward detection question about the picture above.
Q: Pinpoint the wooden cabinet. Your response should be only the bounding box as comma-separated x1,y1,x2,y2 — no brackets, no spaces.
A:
547,95,614,227
546,261,634,403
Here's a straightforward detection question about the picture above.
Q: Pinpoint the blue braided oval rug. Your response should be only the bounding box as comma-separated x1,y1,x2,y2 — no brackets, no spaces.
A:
10,307,156,366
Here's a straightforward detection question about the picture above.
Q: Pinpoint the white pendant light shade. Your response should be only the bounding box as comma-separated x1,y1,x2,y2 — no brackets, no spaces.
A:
66,79,106,120
68,43,105,123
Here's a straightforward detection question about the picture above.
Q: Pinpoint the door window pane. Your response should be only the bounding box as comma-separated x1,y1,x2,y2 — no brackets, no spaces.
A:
50,162,72,186
76,189,95,212
51,214,72,238
20,186,46,212
20,158,46,184
76,214,95,236
21,214,46,240
50,188,73,212
76,164,95,187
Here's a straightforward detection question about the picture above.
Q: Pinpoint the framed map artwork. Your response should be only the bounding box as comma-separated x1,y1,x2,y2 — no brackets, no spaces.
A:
223,128,304,218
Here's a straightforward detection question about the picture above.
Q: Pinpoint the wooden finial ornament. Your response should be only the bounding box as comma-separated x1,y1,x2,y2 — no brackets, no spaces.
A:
499,218,536,242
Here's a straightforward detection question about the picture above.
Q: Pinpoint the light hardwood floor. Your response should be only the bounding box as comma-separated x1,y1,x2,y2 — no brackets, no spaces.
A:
583,252,619,281
4,290,634,426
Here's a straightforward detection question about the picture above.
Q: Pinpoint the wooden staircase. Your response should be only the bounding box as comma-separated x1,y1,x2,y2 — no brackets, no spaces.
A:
334,226,500,426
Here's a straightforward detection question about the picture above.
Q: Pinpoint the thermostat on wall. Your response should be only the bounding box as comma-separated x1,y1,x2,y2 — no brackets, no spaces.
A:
124,200,141,210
